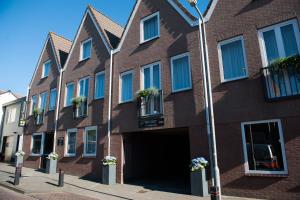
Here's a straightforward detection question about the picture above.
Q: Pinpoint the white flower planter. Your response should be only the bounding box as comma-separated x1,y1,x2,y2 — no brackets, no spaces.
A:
190,168,209,197
15,156,23,167
46,159,57,174
102,164,116,185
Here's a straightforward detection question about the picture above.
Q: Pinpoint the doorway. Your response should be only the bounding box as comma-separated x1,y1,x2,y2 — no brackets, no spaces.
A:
41,133,54,170
123,128,191,194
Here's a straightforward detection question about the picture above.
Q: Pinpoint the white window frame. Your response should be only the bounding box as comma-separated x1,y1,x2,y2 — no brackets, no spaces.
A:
170,52,192,93
30,132,45,156
77,76,90,98
217,35,248,83
6,107,17,124
241,119,288,175
30,95,37,115
41,60,51,78
119,70,134,103
140,11,160,44
64,128,77,157
39,91,48,111
64,82,74,107
80,38,92,61
257,19,300,67
140,61,161,90
94,71,105,99
83,126,97,157
49,88,57,111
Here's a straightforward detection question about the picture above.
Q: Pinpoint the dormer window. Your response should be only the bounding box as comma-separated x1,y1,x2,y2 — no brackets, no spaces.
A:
140,12,160,43
42,60,51,78
80,38,92,61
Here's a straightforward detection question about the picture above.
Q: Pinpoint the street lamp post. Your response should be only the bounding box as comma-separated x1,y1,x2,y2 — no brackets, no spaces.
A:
186,0,221,199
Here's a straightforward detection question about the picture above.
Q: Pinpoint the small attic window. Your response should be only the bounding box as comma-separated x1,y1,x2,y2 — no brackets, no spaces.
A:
140,12,160,44
42,60,51,78
80,38,92,61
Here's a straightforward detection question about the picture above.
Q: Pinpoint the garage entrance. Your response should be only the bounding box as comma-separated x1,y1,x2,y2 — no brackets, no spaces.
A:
123,128,190,194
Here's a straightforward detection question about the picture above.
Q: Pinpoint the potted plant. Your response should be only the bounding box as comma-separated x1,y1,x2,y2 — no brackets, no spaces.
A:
46,152,59,174
136,87,159,101
15,150,25,167
268,55,300,79
102,156,117,185
190,157,209,197
32,108,43,118
72,96,87,117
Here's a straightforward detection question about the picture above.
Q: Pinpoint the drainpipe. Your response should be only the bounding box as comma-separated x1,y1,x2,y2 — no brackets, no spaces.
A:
107,50,114,156
53,69,63,153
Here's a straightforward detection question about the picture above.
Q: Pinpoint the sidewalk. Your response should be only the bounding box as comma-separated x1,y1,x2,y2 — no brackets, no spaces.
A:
0,163,260,200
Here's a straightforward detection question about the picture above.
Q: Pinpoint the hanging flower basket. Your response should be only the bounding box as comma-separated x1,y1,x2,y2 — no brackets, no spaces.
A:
32,108,43,118
136,88,159,100
72,96,87,108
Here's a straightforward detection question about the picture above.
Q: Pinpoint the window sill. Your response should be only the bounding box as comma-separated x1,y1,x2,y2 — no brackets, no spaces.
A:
140,35,159,45
245,172,288,178
94,96,104,101
119,100,134,105
221,76,248,84
82,154,96,158
30,154,41,157
64,154,76,158
171,87,192,94
79,57,90,63
40,76,48,80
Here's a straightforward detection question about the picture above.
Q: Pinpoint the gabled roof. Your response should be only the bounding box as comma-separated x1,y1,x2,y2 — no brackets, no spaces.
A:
49,32,72,67
114,0,199,52
29,32,72,88
203,0,218,22
0,89,23,98
88,5,124,48
63,5,124,71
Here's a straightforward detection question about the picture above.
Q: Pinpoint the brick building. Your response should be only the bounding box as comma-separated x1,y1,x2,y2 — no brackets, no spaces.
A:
23,0,300,199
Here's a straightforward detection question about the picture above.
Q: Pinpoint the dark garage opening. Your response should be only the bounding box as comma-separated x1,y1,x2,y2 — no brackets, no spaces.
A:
123,128,191,194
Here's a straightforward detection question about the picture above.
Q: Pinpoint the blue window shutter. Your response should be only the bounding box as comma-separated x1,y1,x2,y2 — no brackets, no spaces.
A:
143,16,158,41
172,56,191,91
221,40,246,80
121,73,133,102
95,73,105,99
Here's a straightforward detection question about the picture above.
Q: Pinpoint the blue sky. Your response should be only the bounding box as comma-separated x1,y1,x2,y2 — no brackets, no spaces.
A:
0,0,209,96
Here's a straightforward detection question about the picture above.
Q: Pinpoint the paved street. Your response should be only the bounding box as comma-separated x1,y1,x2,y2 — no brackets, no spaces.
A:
0,163,261,200
0,186,100,200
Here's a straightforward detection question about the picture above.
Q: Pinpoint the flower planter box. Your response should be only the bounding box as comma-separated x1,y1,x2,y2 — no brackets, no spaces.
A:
15,156,23,167
102,164,116,185
190,168,209,197
46,159,57,174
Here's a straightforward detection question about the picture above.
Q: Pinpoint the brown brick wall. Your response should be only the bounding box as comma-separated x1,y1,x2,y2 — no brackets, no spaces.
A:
206,0,300,199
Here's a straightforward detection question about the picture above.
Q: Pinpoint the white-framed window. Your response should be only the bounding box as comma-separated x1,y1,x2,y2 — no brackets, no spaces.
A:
258,19,300,66
94,71,105,99
31,133,45,156
83,126,97,157
141,61,161,90
120,70,133,103
258,19,300,98
39,92,48,112
65,82,74,107
65,128,77,157
78,76,89,99
42,60,51,78
217,36,248,82
140,12,160,43
6,107,17,124
80,38,92,61
170,52,192,92
49,88,57,111
241,119,288,175
30,95,38,115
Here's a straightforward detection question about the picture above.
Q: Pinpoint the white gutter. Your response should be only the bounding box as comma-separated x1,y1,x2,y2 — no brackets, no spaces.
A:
53,69,63,153
107,50,114,156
